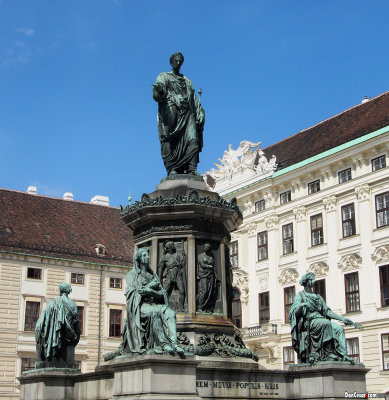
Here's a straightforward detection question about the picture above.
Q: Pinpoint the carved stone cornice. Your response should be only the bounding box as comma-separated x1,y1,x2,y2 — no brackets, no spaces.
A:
293,206,307,222
323,195,337,213
307,261,329,278
355,184,370,202
337,253,362,272
291,180,302,191
265,214,279,230
278,268,298,286
371,245,389,264
232,270,249,304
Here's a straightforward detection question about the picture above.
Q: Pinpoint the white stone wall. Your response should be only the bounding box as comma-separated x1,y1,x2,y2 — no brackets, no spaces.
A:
219,129,389,394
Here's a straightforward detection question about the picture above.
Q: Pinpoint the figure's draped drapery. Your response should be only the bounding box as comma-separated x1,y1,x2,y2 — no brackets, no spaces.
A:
153,72,204,174
289,291,348,362
197,252,218,312
35,297,79,360
124,268,175,354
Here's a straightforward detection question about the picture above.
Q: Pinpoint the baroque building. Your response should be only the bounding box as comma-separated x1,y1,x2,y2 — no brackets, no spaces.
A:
0,188,133,399
206,91,389,395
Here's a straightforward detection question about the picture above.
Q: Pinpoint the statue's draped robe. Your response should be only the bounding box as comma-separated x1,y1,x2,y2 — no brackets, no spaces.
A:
124,267,176,354
197,252,218,312
35,296,79,360
153,71,204,174
289,291,348,362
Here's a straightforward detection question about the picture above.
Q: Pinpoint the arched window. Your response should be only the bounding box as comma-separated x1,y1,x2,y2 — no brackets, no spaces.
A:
232,288,242,328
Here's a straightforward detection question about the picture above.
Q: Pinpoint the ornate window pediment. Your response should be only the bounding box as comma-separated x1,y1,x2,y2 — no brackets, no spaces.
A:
307,261,329,278
337,253,362,272
278,268,298,285
371,245,389,264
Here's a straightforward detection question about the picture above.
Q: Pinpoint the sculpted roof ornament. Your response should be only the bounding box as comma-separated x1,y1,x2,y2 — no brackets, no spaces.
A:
204,140,277,195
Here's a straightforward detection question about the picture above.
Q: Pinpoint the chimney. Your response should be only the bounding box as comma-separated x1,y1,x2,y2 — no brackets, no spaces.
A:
90,195,110,206
63,192,74,201
26,186,38,195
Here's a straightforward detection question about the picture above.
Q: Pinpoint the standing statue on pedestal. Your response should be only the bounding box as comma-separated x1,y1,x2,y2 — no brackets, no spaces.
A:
158,241,187,312
152,52,205,176
197,243,219,313
35,283,81,369
289,272,363,364
122,248,184,355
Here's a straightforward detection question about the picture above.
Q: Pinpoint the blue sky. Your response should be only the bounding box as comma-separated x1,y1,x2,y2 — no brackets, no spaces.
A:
1,1,388,207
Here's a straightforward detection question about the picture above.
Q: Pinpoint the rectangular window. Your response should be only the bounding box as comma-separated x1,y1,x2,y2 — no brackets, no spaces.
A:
376,192,389,228
310,214,323,246
232,288,242,328
71,272,85,285
27,267,41,280
74,360,81,371
283,346,295,368
345,272,360,313
284,286,295,323
258,292,270,323
24,301,40,331
346,338,360,362
282,223,294,255
382,334,389,370
110,277,122,289
338,168,352,183
257,231,268,261
313,279,326,302
379,265,389,307
77,306,84,336
308,180,320,194
230,241,238,268
372,155,386,171
109,309,122,337
255,199,265,212
21,357,36,372
280,190,291,205
341,204,356,237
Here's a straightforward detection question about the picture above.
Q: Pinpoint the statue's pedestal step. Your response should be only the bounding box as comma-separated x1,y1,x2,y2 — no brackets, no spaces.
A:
18,356,369,400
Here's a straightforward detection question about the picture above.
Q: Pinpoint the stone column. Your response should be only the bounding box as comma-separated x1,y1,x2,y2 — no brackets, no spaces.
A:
293,206,307,276
219,242,227,317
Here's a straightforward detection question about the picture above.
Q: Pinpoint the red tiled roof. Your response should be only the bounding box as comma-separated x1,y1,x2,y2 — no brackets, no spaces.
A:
264,91,389,169
0,189,133,266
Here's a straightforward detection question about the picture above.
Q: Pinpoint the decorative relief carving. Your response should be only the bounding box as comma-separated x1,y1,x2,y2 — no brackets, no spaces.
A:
232,270,249,304
371,245,389,264
258,272,269,291
323,195,337,212
263,191,274,206
355,184,370,201
278,268,299,285
337,253,362,272
243,198,254,216
307,261,329,278
247,223,257,237
265,214,279,230
293,206,307,222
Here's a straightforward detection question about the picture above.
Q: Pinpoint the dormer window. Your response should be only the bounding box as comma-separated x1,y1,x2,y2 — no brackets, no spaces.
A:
95,244,106,257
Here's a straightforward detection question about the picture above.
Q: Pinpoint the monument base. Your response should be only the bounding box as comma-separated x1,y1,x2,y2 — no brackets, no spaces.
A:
18,356,369,400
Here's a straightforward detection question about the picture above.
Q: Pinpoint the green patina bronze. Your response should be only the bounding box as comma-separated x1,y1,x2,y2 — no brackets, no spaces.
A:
152,52,205,176
110,248,184,358
35,283,81,369
289,272,363,364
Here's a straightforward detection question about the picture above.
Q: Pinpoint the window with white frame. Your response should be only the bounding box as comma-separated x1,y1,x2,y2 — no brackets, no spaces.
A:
21,357,36,373
341,204,356,237
257,231,268,261
308,180,320,194
24,301,40,331
338,168,352,183
230,241,238,268
379,265,389,307
381,334,389,370
371,155,386,171
109,309,122,337
345,272,360,313
280,190,291,205
71,272,85,285
27,267,42,280
310,214,323,246
376,192,389,228
346,337,360,362
283,346,295,368
284,286,295,323
255,199,265,212
282,223,293,254
110,277,122,289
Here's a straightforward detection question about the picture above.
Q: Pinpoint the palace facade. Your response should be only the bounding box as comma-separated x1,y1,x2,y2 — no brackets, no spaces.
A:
207,91,389,395
0,189,133,399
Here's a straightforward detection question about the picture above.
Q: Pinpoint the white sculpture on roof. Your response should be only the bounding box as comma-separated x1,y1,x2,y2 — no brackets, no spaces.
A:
204,140,277,195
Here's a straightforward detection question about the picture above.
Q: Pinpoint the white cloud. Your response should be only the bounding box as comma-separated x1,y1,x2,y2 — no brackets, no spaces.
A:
17,27,35,37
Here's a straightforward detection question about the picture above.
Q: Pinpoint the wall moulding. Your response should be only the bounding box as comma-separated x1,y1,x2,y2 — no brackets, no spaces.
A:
307,261,329,278
323,195,337,212
256,271,269,291
278,267,298,286
337,253,362,272
232,269,249,304
371,245,389,264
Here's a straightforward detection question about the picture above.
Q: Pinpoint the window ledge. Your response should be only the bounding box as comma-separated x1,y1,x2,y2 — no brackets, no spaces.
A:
343,310,363,316
309,243,327,249
340,234,360,241
374,225,389,232
379,370,389,375
281,251,297,257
